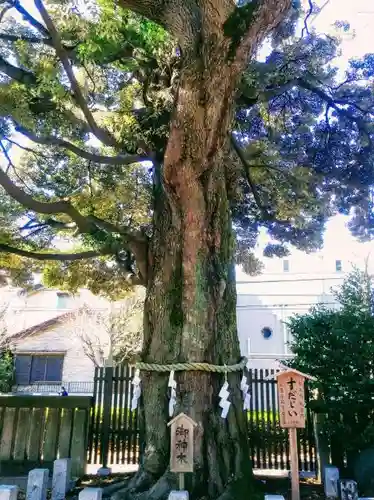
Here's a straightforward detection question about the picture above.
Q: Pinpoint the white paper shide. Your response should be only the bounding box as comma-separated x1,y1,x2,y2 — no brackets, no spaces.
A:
131,369,141,411
218,381,231,418
168,370,177,417
240,374,251,410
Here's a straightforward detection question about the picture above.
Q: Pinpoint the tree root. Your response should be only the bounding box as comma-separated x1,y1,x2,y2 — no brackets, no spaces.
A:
113,472,260,500
215,475,259,500
127,468,155,493
113,471,178,500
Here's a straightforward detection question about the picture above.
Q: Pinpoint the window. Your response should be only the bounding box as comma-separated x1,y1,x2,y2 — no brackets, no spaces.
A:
261,327,273,339
283,259,290,272
15,355,64,385
56,292,69,309
335,260,342,272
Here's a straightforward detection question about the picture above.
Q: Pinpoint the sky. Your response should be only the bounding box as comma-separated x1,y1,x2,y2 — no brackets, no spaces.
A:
256,0,374,258
3,0,374,260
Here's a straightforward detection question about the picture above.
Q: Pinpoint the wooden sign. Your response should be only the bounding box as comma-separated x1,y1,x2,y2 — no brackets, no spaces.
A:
277,370,306,429
167,413,197,474
276,369,315,500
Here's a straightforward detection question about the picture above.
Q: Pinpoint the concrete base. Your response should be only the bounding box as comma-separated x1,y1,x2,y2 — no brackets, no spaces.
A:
97,468,112,477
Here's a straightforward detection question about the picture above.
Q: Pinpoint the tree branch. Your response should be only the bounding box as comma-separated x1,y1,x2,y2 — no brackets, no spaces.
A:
0,33,52,45
15,124,151,165
34,0,121,149
0,243,113,261
0,55,37,84
0,139,14,173
0,33,77,56
0,167,93,233
21,217,74,232
4,136,48,159
230,134,289,225
296,78,372,139
88,215,149,283
117,0,198,47
11,0,50,36
0,5,13,23
235,0,292,69
301,0,314,37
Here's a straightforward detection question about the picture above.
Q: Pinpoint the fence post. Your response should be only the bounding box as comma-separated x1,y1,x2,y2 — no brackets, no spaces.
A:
99,364,113,473
314,412,330,483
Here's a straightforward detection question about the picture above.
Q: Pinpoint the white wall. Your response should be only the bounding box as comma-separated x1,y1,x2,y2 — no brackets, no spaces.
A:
11,315,99,383
0,287,123,335
236,233,374,368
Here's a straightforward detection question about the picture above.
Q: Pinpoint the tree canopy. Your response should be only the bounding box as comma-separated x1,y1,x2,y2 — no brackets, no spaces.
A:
0,0,372,296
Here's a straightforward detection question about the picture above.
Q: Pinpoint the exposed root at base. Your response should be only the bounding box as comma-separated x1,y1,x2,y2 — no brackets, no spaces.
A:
215,476,257,500
127,469,155,493
113,471,176,500
135,472,177,500
113,472,257,500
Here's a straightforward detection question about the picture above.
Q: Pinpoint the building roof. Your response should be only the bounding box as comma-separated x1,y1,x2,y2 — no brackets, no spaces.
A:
8,310,78,343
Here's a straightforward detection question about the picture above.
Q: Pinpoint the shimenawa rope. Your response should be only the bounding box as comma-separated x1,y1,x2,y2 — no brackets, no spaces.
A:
134,357,248,373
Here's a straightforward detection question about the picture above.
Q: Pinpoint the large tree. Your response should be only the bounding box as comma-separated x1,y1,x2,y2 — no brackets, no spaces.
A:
0,0,373,497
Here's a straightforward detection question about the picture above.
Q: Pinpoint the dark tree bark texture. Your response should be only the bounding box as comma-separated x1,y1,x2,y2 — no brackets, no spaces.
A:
120,1,292,499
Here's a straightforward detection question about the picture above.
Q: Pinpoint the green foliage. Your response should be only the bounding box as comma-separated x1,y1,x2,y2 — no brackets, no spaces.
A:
0,0,373,296
0,352,13,393
0,307,14,392
43,259,135,299
287,268,374,454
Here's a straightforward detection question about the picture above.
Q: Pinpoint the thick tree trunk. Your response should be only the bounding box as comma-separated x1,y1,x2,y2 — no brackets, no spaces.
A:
123,39,254,500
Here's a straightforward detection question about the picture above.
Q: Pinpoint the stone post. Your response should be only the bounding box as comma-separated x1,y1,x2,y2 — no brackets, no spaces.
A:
26,469,49,500
167,492,189,500
52,458,72,500
79,488,103,500
0,486,18,500
324,466,340,498
340,480,358,500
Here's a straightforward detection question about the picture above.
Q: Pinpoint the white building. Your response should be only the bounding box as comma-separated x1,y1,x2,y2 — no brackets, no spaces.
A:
0,287,143,393
236,219,374,369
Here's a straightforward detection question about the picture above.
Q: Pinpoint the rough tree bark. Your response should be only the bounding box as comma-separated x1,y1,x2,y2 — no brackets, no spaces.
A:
121,1,292,499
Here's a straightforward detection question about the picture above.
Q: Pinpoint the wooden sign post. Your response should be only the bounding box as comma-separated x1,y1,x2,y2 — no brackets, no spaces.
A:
276,369,315,500
167,413,197,491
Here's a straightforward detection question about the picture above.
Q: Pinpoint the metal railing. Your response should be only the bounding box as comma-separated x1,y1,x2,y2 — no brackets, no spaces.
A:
12,381,94,394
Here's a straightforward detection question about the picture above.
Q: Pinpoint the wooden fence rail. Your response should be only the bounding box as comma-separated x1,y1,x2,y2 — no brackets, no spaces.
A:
0,395,92,476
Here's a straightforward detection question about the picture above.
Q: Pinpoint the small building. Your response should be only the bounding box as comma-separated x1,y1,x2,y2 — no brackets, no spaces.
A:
1,285,143,394
9,311,100,394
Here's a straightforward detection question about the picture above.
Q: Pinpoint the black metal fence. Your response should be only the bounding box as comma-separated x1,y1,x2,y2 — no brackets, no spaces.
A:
12,381,94,394
87,366,317,472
